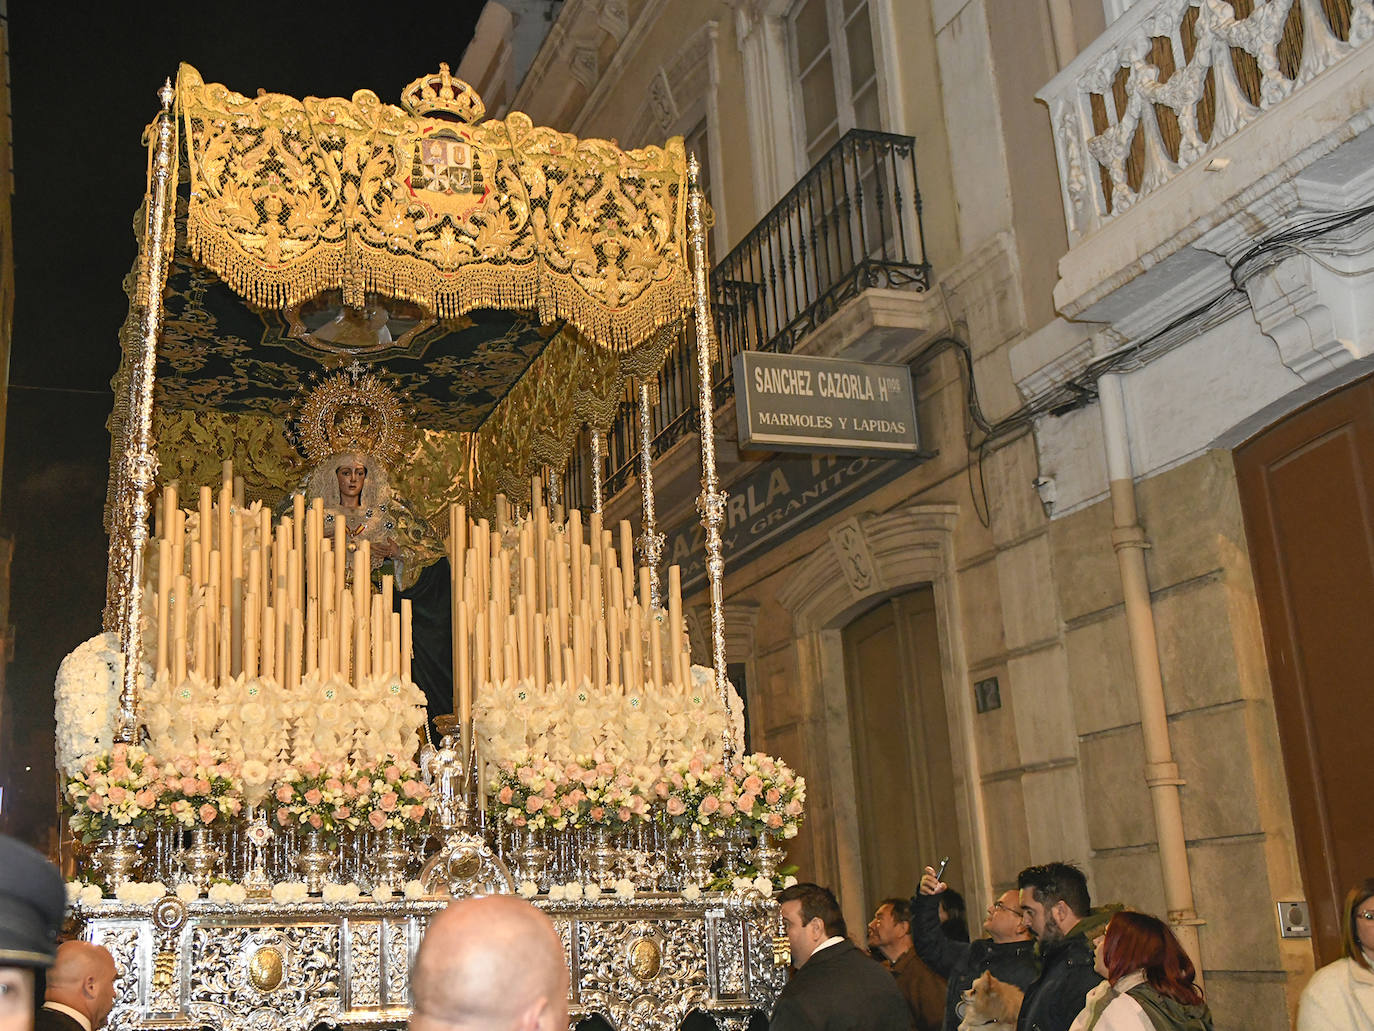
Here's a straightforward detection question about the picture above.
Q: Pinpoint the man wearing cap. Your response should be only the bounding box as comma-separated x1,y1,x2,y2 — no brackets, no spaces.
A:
35,942,118,1031
0,835,67,1031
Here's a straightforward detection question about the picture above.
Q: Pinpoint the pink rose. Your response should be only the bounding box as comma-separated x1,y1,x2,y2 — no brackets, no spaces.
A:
275,784,294,804
589,806,606,821
525,795,544,813
654,782,670,799
368,810,388,830
134,789,156,808
380,792,398,812
546,803,563,819
109,764,132,782
688,758,705,777
666,797,686,817
333,806,352,819
408,805,426,821
765,788,781,805
175,756,196,777
402,780,425,799
700,795,720,815
737,793,757,812
195,778,212,795
226,798,243,815
566,788,586,805
309,813,323,829
785,800,804,817
277,809,291,827
304,789,323,805
719,801,735,818
107,786,128,804
198,803,218,824
112,743,129,762
179,777,199,795
384,764,401,784
617,806,632,822
742,775,763,795
301,759,322,778
766,813,783,829
87,793,107,812
325,778,343,793
356,778,373,795
498,786,514,805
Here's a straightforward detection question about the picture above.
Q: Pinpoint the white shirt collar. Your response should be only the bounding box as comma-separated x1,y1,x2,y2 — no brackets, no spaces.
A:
42,1002,94,1031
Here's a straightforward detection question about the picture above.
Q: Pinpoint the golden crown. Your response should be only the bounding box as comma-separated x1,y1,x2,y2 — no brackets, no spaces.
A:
400,63,486,123
292,361,413,470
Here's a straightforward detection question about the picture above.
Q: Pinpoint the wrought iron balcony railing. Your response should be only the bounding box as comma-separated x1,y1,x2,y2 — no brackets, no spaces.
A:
566,129,929,508
1038,0,1372,246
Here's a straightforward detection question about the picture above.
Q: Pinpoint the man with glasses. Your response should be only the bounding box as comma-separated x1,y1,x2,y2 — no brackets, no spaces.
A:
1015,862,1117,1031
910,868,1037,1031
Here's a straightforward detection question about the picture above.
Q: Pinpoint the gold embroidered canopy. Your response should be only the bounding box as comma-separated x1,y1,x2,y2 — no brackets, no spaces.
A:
108,64,695,525
176,63,690,350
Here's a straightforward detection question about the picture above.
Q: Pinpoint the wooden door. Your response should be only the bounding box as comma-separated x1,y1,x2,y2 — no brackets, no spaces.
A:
842,586,964,910
1235,373,1374,964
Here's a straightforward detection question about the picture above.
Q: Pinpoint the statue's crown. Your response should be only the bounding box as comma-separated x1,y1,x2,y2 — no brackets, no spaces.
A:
291,361,413,470
400,63,486,123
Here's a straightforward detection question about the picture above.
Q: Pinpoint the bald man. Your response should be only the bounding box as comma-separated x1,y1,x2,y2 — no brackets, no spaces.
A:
36,942,117,1031
411,896,569,1031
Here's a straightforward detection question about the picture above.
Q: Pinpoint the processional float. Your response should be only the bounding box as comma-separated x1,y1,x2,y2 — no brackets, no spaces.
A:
59,64,804,1031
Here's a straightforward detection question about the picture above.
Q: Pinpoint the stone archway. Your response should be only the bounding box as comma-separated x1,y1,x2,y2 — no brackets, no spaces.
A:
775,502,990,932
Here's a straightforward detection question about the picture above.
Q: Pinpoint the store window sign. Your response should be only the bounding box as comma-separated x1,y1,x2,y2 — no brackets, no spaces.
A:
667,451,914,593
733,352,920,455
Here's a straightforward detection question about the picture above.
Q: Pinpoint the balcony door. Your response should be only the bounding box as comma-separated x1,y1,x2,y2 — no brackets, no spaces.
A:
1235,372,1374,964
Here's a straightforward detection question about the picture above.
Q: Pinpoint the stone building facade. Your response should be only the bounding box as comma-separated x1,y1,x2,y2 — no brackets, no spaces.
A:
461,1,1374,1025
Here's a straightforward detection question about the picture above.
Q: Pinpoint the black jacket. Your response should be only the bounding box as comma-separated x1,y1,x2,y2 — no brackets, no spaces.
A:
770,939,910,1031
34,1007,87,1031
1015,907,1116,1031
908,893,1038,1031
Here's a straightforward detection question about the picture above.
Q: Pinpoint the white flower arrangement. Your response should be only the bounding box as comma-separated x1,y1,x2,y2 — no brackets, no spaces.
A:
474,666,741,770
517,880,540,898
613,878,637,899
321,882,362,903
175,882,201,902
54,633,131,777
207,883,247,904
114,881,168,904
752,876,774,897
66,881,103,905
402,880,426,899
681,883,702,901
271,882,311,904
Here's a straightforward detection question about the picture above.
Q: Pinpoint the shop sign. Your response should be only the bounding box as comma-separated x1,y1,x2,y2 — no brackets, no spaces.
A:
666,451,917,593
733,352,920,455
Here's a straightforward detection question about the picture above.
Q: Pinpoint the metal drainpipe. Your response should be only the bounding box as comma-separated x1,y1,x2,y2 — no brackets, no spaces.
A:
1097,369,1206,975
1046,0,1078,69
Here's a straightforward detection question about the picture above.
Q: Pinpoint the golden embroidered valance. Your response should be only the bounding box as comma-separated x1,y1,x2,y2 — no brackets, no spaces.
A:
174,63,691,352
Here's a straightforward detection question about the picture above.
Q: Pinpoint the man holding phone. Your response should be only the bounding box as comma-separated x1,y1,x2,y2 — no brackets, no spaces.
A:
911,864,1038,1031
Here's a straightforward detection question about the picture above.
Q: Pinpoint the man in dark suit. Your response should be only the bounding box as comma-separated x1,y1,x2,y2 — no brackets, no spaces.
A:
770,883,908,1031
35,942,117,1031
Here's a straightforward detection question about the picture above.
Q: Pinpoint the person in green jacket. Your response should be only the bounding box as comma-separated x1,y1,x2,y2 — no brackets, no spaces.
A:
1069,911,1213,1031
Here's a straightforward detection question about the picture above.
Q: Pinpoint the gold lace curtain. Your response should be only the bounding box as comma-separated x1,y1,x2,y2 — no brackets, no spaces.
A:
175,63,691,351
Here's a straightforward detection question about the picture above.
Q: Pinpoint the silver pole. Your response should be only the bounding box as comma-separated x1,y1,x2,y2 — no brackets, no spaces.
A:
635,383,665,608
115,79,177,742
686,154,733,763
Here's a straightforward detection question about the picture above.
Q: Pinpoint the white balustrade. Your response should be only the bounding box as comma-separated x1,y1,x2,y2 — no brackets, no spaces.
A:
1039,0,1373,244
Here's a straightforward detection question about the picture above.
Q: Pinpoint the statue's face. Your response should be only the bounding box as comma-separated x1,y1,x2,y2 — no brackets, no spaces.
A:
335,457,367,506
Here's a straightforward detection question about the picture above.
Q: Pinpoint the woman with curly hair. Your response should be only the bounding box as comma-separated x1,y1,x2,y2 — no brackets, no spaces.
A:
1068,910,1212,1030
1298,878,1374,1029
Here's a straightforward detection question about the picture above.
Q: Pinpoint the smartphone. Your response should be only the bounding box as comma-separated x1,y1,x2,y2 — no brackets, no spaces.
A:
934,856,950,881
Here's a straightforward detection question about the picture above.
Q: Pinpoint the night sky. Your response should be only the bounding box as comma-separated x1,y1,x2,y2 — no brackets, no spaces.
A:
1,3,491,843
